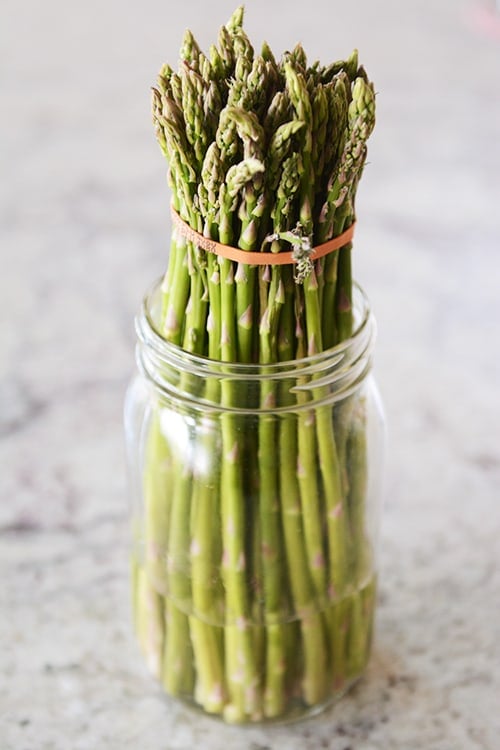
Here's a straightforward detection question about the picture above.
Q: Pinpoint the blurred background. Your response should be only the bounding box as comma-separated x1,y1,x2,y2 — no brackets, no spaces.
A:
1,1,500,748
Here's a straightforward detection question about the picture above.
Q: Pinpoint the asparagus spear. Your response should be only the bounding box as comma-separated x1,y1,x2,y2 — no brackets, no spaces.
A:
257,266,288,717
320,75,376,339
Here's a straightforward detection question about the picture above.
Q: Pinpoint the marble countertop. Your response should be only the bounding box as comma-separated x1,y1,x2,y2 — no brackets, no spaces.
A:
2,0,500,747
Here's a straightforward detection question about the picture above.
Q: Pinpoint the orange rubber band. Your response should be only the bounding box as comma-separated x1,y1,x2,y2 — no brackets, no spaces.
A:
170,206,355,266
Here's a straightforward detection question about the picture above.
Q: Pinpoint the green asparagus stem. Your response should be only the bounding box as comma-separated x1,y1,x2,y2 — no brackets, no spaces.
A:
277,265,329,705
188,146,227,715
284,59,341,612
217,177,261,722
258,267,288,717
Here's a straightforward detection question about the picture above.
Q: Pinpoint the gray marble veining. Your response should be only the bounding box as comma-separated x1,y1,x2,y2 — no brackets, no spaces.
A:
2,0,500,747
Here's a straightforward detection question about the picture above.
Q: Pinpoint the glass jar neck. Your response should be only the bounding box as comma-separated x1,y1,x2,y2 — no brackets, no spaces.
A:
135,279,376,413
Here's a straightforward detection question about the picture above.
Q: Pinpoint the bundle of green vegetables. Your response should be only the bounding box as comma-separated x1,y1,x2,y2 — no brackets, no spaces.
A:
133,6,377,723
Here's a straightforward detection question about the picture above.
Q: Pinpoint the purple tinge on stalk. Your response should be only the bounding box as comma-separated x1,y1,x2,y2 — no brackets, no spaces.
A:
225,440,239,463
221,321,232,347
190,538,202,556
238,304,253,328
329,502,343,519
263,391,276,409
337,288,351,313
235,263,248,283
165,305,180,335
262,264,272,283
313,552,326,570
261,542,275,561
308,333,318,356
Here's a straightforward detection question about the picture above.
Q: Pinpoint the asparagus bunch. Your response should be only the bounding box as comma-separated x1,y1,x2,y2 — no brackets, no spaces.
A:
134,7,377,723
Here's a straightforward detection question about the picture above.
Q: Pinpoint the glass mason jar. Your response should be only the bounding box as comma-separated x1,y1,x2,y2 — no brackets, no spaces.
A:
124,278,385,725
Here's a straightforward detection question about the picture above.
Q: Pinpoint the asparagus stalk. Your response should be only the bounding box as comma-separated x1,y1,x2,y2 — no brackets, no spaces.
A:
280,63,329,619
320,76,376,339
257,266,288,716
277,265,329,705
154,56,217,699
212,21,264,720
187,144,228,714
163,228,210,698
216,176,262,722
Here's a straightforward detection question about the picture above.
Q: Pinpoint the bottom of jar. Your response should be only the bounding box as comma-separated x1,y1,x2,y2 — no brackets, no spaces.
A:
132,557,375,725
161,672,363,726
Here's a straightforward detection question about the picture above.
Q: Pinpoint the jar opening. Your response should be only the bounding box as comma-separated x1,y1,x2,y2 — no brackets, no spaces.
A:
137,278,375,380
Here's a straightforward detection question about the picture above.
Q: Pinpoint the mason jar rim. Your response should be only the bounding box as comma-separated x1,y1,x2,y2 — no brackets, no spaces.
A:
137,277,375,381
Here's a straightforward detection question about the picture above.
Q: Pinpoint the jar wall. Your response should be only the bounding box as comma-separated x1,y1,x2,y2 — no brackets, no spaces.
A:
124,282,385,724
